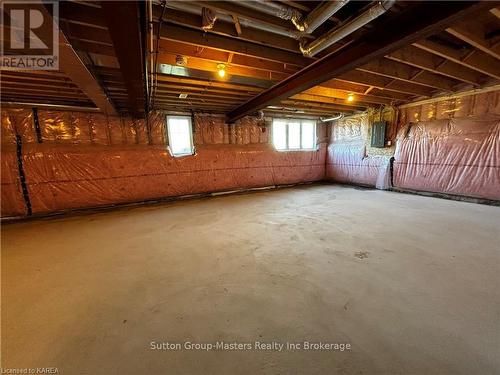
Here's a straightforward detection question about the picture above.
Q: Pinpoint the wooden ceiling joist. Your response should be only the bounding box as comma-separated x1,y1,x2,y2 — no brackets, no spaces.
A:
59,1,106,29
490,7,500,19
157,24,311,67
358,58,460,91
1,74,77,87
156,86,252,99
157,53,288,82
155,75,264,93
336,70,433,97
301,87,392,106
158,39,299,75
413,40,500,80
58,31,117,114
446,22,500,60
59,22,113,45
387,45,490,86
101,1,147,117
4,1,497,119
227,1,492,122
289,94,366,110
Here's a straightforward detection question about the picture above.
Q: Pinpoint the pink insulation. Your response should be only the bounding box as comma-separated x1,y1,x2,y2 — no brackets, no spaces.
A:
1,108,325,216
1,146,26,217
325,114,391,187
393,115,500,200
326,142,389,186
2,92,499,218
22,143,325,213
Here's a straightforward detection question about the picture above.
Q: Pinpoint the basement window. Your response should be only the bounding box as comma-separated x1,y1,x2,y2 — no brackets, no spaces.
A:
166,116,194,156
272,119,316,151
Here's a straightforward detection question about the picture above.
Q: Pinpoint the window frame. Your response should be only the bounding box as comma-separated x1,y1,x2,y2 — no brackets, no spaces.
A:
272,118,317,151
166,115,194,157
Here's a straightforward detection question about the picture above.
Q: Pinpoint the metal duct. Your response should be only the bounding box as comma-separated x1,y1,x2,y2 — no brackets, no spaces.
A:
164,1,305,39
237,1,302,21
301,0,350,34
245,0,349,33
300,0,396,57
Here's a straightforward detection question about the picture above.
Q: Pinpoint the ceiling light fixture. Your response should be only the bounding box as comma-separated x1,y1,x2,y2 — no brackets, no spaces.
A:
347,93,355,102
175,55,187,66
217,64,226,78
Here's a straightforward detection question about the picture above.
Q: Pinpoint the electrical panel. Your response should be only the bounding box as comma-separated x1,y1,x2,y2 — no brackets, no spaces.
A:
371,121,386,148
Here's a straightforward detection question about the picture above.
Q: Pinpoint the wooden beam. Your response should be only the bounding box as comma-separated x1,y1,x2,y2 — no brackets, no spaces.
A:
279,101,356,115
155,74,264,93
59,22,113,45
386,45,487,86
413,39,500,80
59,1,106,29
158,39,298,75
490,7,500,19
23,4,115,113
398,83,500,109
1,96,93,107
336,70,433,97
228,1,489,122
68,39,116,57
368,88,413,101
320,79,412,101
101,1,147,117
1,82,84,94
301,86,392,106
58,31,117,114
447,23,500,60
157,24,311,67
155,95,242,106
1,73,77,86
358,58,459,91
156,84,253,98
289,93,367,110
232,15,242,36
156,53,287,81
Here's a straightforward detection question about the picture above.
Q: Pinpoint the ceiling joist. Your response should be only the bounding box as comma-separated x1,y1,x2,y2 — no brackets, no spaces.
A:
101,1,147,117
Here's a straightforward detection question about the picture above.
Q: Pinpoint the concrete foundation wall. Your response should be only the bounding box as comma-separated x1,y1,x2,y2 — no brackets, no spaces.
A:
2,89,499,217
325,90,500,199
1,109,326,217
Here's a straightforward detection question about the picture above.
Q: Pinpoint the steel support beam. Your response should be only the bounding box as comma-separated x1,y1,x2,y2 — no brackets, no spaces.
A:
227,1,493,122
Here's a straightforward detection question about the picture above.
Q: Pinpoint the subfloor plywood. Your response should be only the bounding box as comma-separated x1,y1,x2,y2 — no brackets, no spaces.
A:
2,185,499,374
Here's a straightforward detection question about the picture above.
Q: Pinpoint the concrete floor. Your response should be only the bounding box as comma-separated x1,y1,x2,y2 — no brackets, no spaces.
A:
1,185,499,374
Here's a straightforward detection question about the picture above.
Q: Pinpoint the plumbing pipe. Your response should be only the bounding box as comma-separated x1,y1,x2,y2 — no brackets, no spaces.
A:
320,114,344,122
300,0,396,57
164,1,306,39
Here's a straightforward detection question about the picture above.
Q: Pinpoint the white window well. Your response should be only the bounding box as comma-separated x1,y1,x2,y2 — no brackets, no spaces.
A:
272,119,316,151
166,116,194,156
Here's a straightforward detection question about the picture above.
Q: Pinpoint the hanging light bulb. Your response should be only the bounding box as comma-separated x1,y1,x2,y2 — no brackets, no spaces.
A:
347,93,355,102
217,64,226,78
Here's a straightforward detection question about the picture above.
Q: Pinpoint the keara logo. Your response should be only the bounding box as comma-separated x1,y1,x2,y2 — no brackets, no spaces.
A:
1,0,59,70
